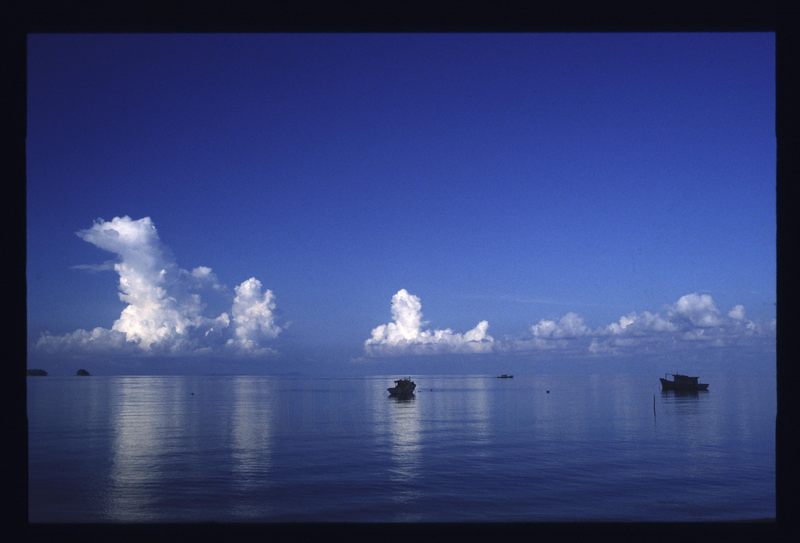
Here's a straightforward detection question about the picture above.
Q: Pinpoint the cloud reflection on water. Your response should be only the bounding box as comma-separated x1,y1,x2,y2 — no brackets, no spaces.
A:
229,376,274,518
107,377,186,521
386,395,423,508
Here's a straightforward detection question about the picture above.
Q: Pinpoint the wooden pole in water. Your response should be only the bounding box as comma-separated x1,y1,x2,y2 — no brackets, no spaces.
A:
653,394,656,417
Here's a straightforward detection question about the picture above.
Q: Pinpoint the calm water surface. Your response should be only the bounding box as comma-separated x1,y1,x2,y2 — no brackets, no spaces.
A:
27,370,775,522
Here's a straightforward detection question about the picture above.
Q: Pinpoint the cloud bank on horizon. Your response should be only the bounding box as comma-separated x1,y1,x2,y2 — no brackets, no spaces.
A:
35,218,774,360
364,289,494,355
510,292,774,355
364,290,775,357
36,216,281,356
583,293,775,355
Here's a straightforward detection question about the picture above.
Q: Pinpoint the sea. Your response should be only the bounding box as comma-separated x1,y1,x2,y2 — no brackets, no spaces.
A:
27,361,775,522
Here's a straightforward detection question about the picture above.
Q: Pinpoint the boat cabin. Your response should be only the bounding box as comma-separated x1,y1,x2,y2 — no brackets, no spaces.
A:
660,372,709,391
669,373,699,384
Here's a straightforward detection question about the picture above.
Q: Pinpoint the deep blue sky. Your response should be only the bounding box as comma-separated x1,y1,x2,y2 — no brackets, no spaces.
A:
27,33,775,371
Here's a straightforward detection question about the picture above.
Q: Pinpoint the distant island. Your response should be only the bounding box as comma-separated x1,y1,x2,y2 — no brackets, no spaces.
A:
76,369,91,376
27,369,48,376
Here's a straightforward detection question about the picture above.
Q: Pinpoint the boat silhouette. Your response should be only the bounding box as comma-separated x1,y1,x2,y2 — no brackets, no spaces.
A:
659,373,709,392
387,377,416,398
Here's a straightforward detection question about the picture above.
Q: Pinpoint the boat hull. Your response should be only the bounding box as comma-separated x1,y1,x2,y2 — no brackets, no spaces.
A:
387,388,415,398
387,381,416,397
659,378,709,391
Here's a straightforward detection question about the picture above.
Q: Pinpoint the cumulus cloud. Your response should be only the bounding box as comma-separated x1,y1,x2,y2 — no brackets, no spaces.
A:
532,312,589,339
510,292,774,355
727,304,746,320
523,312,590,349
190,266,225,291
35,327,135,355
226,277,281,353
364,289,494,355
667,293,722,328
36,216,281,356
604,311,676,336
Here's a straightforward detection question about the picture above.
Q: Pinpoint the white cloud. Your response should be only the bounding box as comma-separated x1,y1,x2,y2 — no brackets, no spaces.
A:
667,293,722,328
728,304,746,320
519,312,591,349
70,260,116,273
226,277,281,353
512,292,774,355
36,216,281,356
531,312,589,339
35,327,135,354
604,311,676,336
364,289,494,355
190,266,225,291
73,216,195,350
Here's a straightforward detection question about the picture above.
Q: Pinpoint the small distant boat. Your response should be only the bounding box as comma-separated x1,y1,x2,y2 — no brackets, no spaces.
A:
660,373,709,392
388,377,416,398
497,374,513,379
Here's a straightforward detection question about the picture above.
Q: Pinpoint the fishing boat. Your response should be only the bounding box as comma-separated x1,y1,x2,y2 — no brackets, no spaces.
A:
659,373,709,392
387,377,416,398
497,374,513,379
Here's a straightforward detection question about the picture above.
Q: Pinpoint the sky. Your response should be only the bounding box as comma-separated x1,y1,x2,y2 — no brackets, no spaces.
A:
26,33,776,374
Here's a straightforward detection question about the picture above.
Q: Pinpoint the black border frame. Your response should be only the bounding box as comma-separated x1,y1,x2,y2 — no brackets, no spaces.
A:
6,1,796,541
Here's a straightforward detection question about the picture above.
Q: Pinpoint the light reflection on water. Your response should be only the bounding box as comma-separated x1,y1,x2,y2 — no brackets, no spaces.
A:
28,371,775,522
386,396,422,510
231,377,273,485
229,377,274,518
107,377,188,521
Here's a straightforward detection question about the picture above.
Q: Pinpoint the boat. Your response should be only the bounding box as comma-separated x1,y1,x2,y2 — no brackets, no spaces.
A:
497,374,513,379
387,377,416,398
659,373,709,392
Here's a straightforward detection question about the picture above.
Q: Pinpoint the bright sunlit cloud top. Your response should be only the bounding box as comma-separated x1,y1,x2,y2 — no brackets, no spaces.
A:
36,216,281,357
